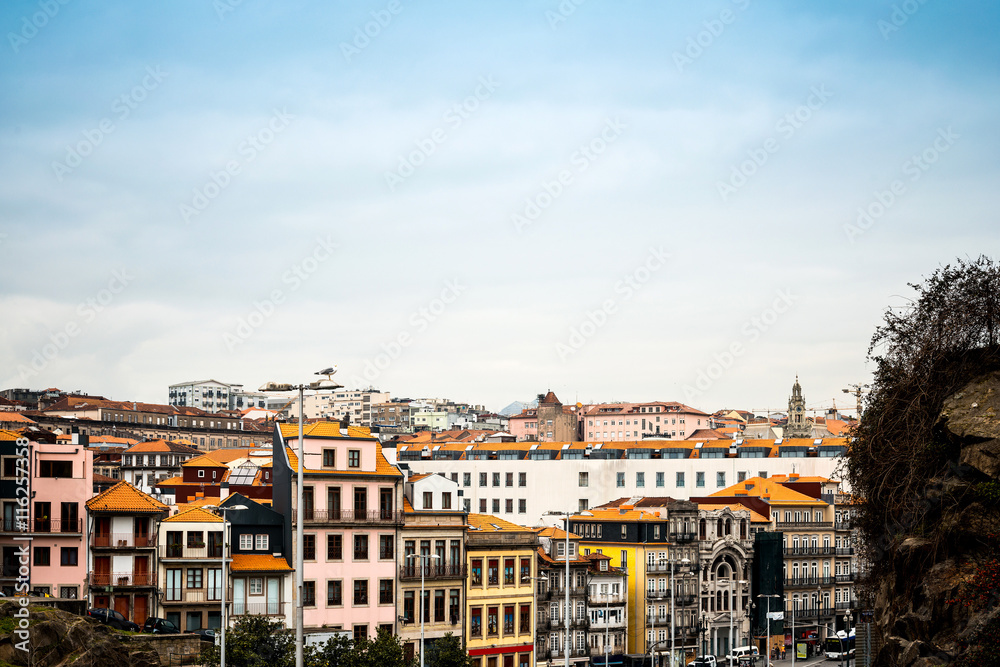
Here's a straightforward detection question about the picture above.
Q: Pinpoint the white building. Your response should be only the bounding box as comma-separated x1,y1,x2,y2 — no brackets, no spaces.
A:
168,380,268,414
301,388,390,424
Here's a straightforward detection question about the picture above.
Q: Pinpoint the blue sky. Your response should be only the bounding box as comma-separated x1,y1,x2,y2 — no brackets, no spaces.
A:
2,1,998,415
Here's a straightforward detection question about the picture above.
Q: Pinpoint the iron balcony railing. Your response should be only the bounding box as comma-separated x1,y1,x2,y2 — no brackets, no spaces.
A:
784,606,835,619
783,546,834,556
784,576,836,587
294,509,402,524
670,532,697,543
399,563,467,581
90,571,157,587
836,600,858,610
775,521,833,529
163,589,222,603
589,594,626,605
91,533,157,548
1,518,83,534
231,601,285,616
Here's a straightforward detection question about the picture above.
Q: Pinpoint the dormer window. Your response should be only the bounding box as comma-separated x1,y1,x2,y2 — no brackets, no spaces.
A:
600,560,608,571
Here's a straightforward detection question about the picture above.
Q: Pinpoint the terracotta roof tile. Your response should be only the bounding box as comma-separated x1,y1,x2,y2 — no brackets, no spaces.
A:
230,554,292,572
86,481,168,513
125,440,201,454
0,412,36,424
163,507,223,523
285,442,401,477
467,513,534,533
0,429,23,441
279,422,374,440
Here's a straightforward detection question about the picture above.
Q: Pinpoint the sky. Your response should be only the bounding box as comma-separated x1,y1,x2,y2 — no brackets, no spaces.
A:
1,1,998,417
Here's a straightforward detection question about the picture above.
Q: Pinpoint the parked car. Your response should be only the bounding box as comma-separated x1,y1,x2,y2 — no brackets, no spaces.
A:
193,628,217,643
86,608,140,632
690,656,718,667
142,617,181,634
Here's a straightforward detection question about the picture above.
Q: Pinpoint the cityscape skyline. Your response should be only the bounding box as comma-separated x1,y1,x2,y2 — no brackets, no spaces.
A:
2,2,997,418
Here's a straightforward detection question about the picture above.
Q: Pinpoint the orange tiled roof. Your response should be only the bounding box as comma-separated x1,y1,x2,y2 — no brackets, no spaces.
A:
230,554,292,572
279,422,374,440
467,513,534,533
0,412,35,424
403,496,414,513
125,439,201,454
182,448,268,467
86,481,168,513
711,476,827,506
0,429,23,441
163,506,223,523
535,526,580,540
93,473,118,484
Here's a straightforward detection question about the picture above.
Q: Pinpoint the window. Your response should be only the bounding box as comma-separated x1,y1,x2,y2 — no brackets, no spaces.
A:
303,534,316,560
488,607,499,635
505,473,514,487
435,590,446,622
423,492,433,509
616,472,625,487
327,580,343,606
403,591,415,623
518,472,526,487
488,559,499,586
696,472,705,488
479,473,487,487
379,579,393,604
470,607,482,637
450,589,461,623
348,450,360,468
656,472,664,487
492,473,501,487
354,487,367,514
442,492,452,510
352,625,367,642
353,579,368,605
505,499,514,513
492,499,500,513
471,559,483,586
39,460,72,477
636,472,645,488
519,499,527,514
676,472,685,487
303,581,316,606
504,558,515,585
463,473,471,487
579,472,589,487
479,498,487,513
379,535,394,559
717,471,726,487
323,449,336,467
504,605,515,635
354,534,369,560
255,534,268,550
249,577,263,595
187,568,203,589
328,534,343,560
60,547,78,566
33,547,50,566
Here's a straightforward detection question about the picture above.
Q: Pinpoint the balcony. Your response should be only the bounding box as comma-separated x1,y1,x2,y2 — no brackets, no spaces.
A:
294,509,402,524
399,563,466,581
163,589,221,603
1,518,84,534
785,606,835,619
160,544,224,559
589,594,626,606
784,576,836,587
646,615,670,625
671,532,697,543
91,533,157,548
231,601,285,616
783,546,834,556
775,521,833,529
836,547,855,556
836,600,857,610
90,572,157,587
836,573,856,583
590,646,626,658
835,521,853,531
675,593,697,606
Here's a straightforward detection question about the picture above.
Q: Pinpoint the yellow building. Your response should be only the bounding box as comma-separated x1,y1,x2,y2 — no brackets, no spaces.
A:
465,513,539,667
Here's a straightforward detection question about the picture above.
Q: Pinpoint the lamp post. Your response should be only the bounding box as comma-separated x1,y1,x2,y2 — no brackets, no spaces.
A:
526,574,548,663
260,368,341,667
669,555,690,667
757,594,781,667
544,510,589,667
407,553,441,667
204,503,248,667
730,580,746,661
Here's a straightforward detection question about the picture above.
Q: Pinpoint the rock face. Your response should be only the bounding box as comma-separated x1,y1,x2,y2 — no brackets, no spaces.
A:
0,602,161,667
874,371,1000,666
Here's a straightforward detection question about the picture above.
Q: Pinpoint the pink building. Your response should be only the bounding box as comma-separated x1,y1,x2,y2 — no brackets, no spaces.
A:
579,401,710,441
272,421,403,641
507,409,538,442
0,435,93,599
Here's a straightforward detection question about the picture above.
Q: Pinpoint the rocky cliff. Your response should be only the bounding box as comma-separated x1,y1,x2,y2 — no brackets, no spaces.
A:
874,370,1000,666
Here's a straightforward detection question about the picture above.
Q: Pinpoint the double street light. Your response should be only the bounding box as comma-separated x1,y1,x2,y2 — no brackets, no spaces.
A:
543,510,591,667
406,553,441,667
260,368,342,667
756,594,782,667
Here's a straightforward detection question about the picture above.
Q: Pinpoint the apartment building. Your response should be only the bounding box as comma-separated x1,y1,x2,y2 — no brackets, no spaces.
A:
580,402,711,442
158,506,224,631
372,401,412,432
301,389,390,424
535,526,591,667
0,433,92,599
399,438,845,527
271,421,403,640
85,481,168,625
121,439,202,502
465,514,538,667
157,448,274,505
586,551,628,666
399,473,468,661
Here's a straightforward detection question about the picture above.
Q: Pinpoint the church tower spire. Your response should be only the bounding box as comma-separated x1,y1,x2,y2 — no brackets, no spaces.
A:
786,375,811,438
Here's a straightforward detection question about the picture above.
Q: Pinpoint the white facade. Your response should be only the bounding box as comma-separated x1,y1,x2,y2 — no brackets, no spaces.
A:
302,389,390,424
168,380,233,413
402,455,843,527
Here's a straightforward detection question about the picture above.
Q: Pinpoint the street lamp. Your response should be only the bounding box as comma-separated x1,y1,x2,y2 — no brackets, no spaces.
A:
260,369,342,667
669,555,690,667
730,579,747,661
406,553,441,667
525,574,548,663
203,503,248,667
757,594,781,667
544,510,585,667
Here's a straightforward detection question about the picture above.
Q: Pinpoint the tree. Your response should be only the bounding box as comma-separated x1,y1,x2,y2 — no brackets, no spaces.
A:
424,633,475,667
845,255,1000,585
201,616,294,667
